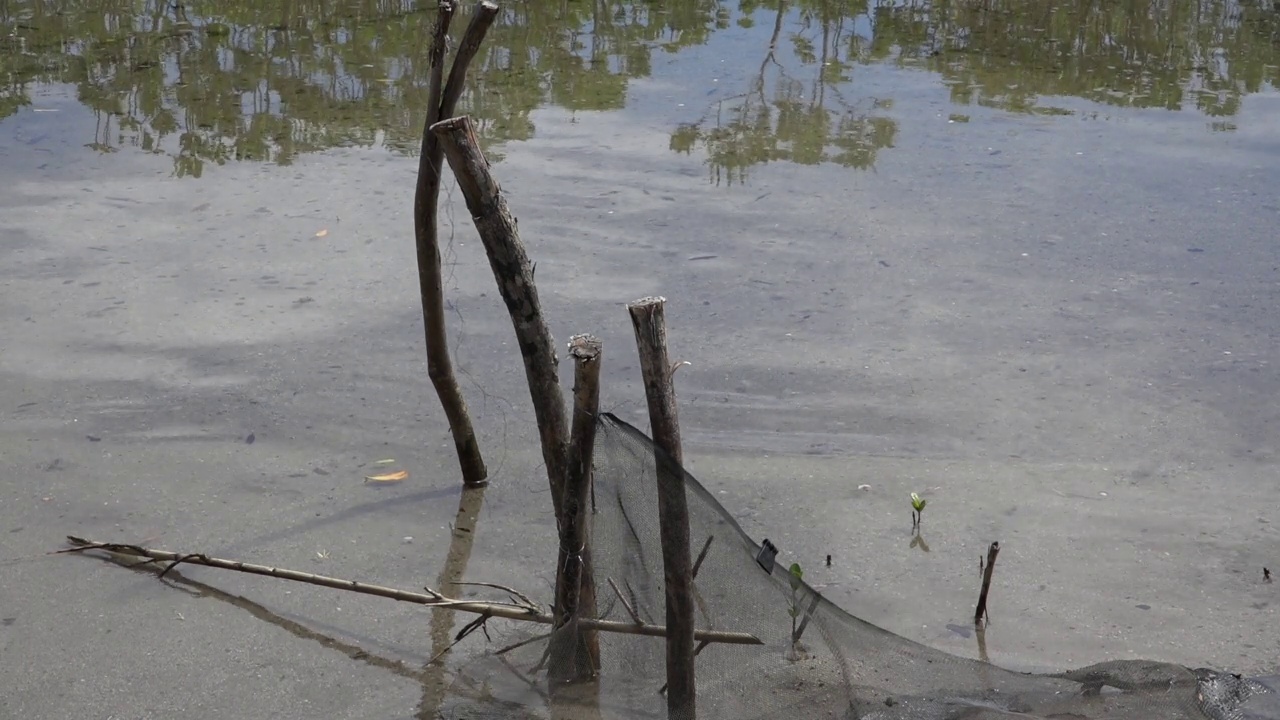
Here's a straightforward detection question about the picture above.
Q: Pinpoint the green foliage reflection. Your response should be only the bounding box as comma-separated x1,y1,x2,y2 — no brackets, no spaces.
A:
673,0,898,184
0,0,724,176
866,0,1280,118
1,0,1274,179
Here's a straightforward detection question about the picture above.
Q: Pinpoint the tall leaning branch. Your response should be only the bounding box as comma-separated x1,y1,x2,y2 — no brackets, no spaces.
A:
431,115,570,514
412,0,500,488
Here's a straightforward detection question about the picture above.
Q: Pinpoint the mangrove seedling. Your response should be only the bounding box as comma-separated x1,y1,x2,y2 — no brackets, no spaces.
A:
787,562,804,658
911,492,927,528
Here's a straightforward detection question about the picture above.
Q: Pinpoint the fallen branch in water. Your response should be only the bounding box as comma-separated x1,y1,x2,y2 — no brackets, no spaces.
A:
59,536,763,647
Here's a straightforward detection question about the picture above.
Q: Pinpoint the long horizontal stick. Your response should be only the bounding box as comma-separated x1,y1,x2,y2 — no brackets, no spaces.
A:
60,536,762,647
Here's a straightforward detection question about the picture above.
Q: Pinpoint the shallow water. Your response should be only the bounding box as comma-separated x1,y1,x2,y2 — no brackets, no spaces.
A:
1,1,1278,718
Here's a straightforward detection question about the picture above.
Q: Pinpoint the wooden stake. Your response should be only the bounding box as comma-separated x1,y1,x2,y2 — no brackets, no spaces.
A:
58,537,762,647
551,334,603,684
431,115,570,516
974,541,1000,627
627,296,696,720
412,0,499,488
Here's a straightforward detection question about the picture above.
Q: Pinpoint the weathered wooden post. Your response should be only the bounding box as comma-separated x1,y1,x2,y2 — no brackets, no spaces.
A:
431,114,571,516
550,334,603,685
628,296,696,720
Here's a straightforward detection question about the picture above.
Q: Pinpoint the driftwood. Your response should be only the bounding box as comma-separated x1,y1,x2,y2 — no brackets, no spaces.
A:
431,115,570,518
550,334,604,684
58,537,761,647
975,541,1001,627
627,296,696,720
413,0,500,488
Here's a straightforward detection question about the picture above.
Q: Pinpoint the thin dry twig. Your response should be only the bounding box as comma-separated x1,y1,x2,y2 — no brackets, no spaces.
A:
61,537,763,646
494,630,553,656
659,639,713,694
452,581,540,611
668,360,692,380
691,535,714,580
607,576,643,626
498,652,551,698
974,541,1001,627
427,613,492,666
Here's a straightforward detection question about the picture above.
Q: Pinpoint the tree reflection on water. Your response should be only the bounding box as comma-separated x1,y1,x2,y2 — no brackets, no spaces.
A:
0,0,1274,179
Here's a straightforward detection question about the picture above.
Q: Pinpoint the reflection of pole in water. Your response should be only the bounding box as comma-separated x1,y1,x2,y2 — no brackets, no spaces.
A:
415,486,488,720
975,625,991,665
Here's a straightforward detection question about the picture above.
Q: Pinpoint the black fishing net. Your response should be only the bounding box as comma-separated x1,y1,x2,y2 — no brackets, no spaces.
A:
443,413,1278,720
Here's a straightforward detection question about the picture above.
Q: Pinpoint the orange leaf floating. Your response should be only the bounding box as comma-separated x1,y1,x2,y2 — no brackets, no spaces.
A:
364,470,408,483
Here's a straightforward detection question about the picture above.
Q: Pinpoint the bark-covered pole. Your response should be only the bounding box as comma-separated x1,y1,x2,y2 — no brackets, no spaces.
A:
412,0,499,488
550,334,603,686
431,115,570,515
627,296,696,720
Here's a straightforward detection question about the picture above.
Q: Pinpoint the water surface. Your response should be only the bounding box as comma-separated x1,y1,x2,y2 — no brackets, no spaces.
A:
2,1,1278,718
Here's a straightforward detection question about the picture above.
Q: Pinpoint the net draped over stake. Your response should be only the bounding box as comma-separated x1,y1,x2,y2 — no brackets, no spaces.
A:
61,415,1280,720
447,413,1279,720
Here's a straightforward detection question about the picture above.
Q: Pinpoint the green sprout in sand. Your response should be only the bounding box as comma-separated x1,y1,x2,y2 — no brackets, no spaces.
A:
787,562,804,659
911,492,927,529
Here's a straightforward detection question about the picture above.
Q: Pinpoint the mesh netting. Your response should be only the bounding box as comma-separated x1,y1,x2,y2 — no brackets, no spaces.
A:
443,413,1277,720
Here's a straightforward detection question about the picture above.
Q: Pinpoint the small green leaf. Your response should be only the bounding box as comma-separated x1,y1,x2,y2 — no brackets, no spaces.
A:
788,562,804,591
910,492,927,512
